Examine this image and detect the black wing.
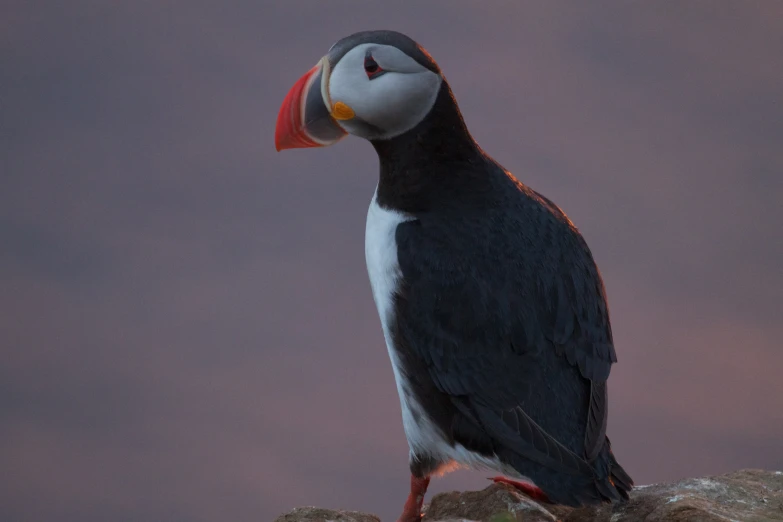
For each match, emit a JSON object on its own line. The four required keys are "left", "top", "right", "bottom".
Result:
{"left": 392, "top": 188, "right": 616, "bottom": 474}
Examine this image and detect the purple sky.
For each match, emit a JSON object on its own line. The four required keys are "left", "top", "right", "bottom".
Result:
{"left": 2, "top": 2, "right": 782, "bottom": 521}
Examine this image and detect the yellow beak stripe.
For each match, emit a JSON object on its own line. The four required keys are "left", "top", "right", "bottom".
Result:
{"left": 331, "top": 101, "right": 355, "bottom": 120}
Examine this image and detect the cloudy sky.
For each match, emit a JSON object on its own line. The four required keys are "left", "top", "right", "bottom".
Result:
{"left": 2, "top": 2, "right": 782, "bottom": 521}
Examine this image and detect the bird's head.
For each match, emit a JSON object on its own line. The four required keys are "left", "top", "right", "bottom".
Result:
{"left": 275, "top": 30, "right": 444, "bottom": 151}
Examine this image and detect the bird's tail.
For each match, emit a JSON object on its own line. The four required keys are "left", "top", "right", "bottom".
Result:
{"left": 594, "top": 436, "right": 633, "bottom": 502}
{"left": 506, "top": 435, "right": 633, "bottom": 507}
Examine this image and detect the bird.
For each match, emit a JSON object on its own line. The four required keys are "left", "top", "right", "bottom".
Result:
{"left": 274, "top": 30, "right": 633, "bottom": 522}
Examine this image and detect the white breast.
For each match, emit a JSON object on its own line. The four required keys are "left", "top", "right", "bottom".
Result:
{"left": 364, "top": 188, "right": 424, "bottom": 457}
{"left": 364, "top": 189, "right": 524, "bottom": 478}
{"left": 364, "top": 189, "right": 410, "bottom": 346}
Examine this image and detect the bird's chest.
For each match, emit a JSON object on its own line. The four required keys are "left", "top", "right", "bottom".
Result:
{"left": 365, "top": 191, "right": 432, "bottom": 451}
{"left": 364, "top": 190, "right": 410, "bottom": 326}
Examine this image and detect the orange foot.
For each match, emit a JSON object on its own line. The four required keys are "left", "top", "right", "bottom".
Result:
{"left": 397, "top": 475, "right": 431, "bottom": 522}
{"left": 490, "top": 476, "right": 552, "bottom": 504}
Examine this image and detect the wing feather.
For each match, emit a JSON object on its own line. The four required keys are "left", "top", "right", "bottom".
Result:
{"left": 394, "top": 187, "right": 617, "bottom": 469}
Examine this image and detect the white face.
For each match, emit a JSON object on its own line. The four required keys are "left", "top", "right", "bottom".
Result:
{"left": 326, "top": 43, "right": 442, "bottom": 141}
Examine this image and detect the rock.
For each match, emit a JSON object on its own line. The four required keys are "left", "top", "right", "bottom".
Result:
{"left": 273, "top": 506, "right": 380, "bottom": 522}
{"left": 275, "top": 469, "right": 783, "bottom": 522}
{"left": 563, "top": 469, "right": 783, "bottom": 522}
{"left": 422, "top": 482, "right": 567, "bottom": 522}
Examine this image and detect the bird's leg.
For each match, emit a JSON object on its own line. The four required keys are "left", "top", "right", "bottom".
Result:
{"left": 397, "top": 474, "right": 431, "bottom": 522}
{"left": 489, "top": 476, "right": 551, "bottom": 504}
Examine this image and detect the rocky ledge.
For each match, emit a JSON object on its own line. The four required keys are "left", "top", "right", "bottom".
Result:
{"left": 274, "top": 469, "right": 783, "bottom": 522}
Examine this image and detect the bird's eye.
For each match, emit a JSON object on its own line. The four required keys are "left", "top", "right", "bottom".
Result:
{"left": 364, "top": 55, "right": 384, "bottom": 79}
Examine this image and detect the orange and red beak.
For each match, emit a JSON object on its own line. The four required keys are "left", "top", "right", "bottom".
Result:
{"left": 275, "top": 57, "right": 348, "bottom": 151}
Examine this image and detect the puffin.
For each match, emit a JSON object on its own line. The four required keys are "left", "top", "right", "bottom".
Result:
{"left": 274, "top": 30, "right": 633, "bottom": 522}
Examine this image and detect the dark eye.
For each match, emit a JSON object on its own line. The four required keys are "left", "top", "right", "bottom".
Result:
{"left": 364, "top": 55, "right": 384, "bottom": 79}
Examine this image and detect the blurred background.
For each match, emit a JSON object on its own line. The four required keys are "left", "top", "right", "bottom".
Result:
{"left": 2, "top": 2, "right": 782, "bottom": 521}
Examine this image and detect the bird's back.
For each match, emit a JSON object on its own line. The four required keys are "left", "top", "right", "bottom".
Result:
{"left": 389, "top": 161, "right": 632, "bottom": 505}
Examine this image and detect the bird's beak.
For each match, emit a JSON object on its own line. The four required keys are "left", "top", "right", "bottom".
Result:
{"left": 275, "top": 56, "right": 348, "bottom": 151}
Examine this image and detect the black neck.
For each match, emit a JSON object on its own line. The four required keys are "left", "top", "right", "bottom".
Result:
{"left": 371, "top": 81, "right": 489, "bottom": 213}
